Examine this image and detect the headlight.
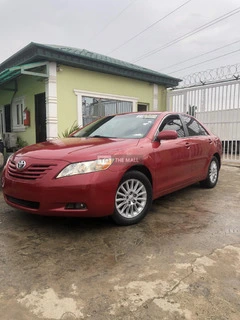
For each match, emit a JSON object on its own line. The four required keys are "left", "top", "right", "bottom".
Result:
{"left": 56, "top": 158, "right": 114, "bottom": 178}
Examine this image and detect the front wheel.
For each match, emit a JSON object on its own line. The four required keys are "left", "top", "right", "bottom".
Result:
{"left": 111, "top": 171, "right": 152, "bottom": 226}
{"left": 200, "top": 156, "right": 219, "bottom": 188}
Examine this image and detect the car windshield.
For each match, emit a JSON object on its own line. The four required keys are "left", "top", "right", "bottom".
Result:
{"left": 73, "top": 114, "right": 158, "bottom": 139}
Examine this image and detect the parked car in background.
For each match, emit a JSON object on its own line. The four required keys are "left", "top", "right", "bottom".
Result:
{"left": 1, "top": 112, "right": 222, "bottom": 225}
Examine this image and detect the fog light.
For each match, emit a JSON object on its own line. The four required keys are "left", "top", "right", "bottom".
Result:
{"left": 65, "top": 203, "right": 87, "bottom": 210}
{"left": 75, "top": 203, "right": 87, "bottom": 209}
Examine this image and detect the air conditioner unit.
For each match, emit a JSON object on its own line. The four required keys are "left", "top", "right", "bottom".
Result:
{"left": 4, "top": 132, "right": 17, "bottom": 149}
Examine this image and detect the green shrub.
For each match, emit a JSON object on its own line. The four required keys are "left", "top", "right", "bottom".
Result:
{"left": 17, "top": 136, "right": 28, "bottom": 149}
{"left": 61, "top": 121, "right": 80, "bottom": 138}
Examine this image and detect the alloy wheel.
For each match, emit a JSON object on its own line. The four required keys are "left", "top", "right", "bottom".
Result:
{"left": 115, "top": 178, "right": 147, "bottom": 218}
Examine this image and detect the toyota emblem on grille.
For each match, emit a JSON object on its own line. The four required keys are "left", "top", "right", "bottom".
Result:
{"left": 16, "top": 160, "right": 27, "bottom": 170}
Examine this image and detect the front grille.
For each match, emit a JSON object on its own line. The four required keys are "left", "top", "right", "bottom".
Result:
{"left": 8, "top": 160, "right": 57, "bottom": 180}
{"left": 6, "top": 195, "right": 40, "bottom": 209}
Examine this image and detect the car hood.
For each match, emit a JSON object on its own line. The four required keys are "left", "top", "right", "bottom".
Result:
{"left": 13, "top": 137, "right": 140, "bottom": 162}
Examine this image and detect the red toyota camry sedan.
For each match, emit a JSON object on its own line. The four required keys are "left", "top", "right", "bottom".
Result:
{"left": 2, "top": 112, "right": 222, "bottom": 225}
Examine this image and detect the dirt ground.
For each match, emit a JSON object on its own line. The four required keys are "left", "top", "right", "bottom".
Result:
{"left": 0, "top": 164, "right": 239, "bottom": 320}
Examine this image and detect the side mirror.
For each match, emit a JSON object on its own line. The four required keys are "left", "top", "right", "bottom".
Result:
{"left": 156, "top": 130, "right": 178, "bottom": 141}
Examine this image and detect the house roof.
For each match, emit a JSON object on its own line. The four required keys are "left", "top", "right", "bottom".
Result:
{"left": 0, "top": 42, "right": 181, "bottom": 87}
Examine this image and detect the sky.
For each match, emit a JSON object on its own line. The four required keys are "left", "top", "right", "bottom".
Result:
{"left": 0, "top": 0, "right": 240, "bottom": 81}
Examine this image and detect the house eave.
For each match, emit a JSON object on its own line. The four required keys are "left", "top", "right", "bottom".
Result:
{"left": 0, "top": 43, "right": 181, "bottom": 87}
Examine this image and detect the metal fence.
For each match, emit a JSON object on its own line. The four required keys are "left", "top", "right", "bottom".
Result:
{"left": 167, "top": 80, "right": 240, "bottom": 164}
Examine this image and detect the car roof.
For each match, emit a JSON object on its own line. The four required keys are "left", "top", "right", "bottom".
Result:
{"left": 113, "top": 111, "right": 189, "bottom": 117}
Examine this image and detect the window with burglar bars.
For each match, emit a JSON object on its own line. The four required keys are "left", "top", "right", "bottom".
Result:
{"left": 82, "top": 96, "right": 133, "bottom": 125}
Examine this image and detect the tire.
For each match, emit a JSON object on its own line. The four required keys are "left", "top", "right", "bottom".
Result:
{"left": 200, "top": 156, "right": 219, "bottom": 188}
{"left": 111, "top": 171, "right": 152, "bottom": 226}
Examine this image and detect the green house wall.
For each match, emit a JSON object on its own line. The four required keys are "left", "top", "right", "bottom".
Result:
{"left": 56, "top": 65, "right": 167, "bottom": 135}
{"left": 0, "top": 64, "right": 167, "bottom": 145}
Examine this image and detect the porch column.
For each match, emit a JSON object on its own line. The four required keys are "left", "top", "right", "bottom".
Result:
{"left": 45, "top": 62, "right": 58, "bottom": 139}
{"left": 153, "top": 84, "right": 158, "bottom": 111}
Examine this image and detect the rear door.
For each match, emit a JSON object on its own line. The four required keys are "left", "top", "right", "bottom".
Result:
{"left": 181, "top": 114, "right": 213, "bottom": 179}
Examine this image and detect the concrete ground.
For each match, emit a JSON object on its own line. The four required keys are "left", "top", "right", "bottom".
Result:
{"left": 0, "top": 164, "right": 239, "bottom": 320}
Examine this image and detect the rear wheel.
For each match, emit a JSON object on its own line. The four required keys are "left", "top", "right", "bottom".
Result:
{"left": 111, "top": 171, "right": 152, "bottom": 225}
{"left": 200, "top": 156, "right": 219, "bottom": 188}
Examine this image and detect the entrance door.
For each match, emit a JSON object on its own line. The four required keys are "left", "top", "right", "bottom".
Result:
{"left": 35, "top": 93, "right": 46, "bottom": 143}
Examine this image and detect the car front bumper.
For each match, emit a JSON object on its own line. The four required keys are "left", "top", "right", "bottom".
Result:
{"left": 2, "top": 158, "right": 123, "bottom": 217}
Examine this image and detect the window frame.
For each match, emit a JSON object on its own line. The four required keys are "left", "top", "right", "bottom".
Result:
{"left": 181, "top": 114, "right": 209, "bottom": 137}
{"left": 74, "top": 89, "right": 138, "bottom": 127}
{"left": 11, "top": 96, "right": 26, "bottom": 132}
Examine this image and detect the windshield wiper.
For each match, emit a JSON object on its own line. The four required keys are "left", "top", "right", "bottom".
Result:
{"left": 91, "top": 135, "right": 107, "bottom": 138}
{"left": 91, "top": 135, "right": 117, "bottom": 138}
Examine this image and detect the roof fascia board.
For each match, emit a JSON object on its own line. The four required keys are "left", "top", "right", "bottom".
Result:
{"left": 35, "top": 43, "right": 181, "bottom": 82}
{"left": 34, "top": 45, "right": 180, "bottom": 86}
{"left": 33, "top": 48, "right": 177, "bottom": 86}
{"left": 0, "top": 43, "right": 180, "bottom": 87}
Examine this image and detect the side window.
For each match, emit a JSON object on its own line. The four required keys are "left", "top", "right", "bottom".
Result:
{"left": 182, "top": 115, "right": 208, "bottom": 136}
{"left": 159, "top": 116, "right": 185, "bottom": 138}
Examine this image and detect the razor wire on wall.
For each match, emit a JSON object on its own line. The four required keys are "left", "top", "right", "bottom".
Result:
{"left": 179, "top": 63, "right": 240, "bottom": 88}
{"left": 167, "top": 64, "right": 240, "bottom": 162}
